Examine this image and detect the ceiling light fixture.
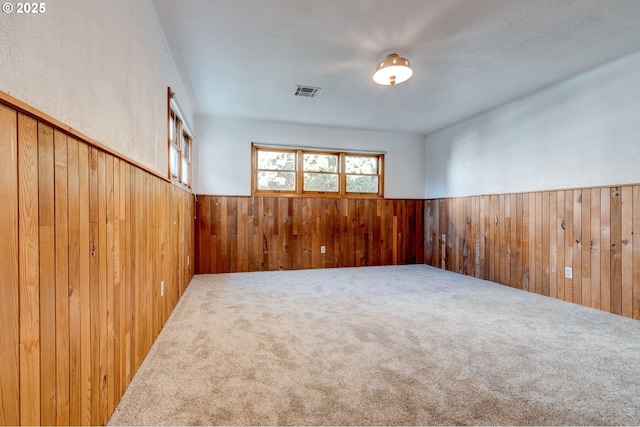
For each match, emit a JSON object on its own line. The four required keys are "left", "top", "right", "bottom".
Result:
{"left": 373, "top": 53, "right": 413, "bottom": 86}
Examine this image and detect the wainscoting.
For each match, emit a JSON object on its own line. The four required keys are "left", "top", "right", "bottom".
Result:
{"left": 195, "top": 196, "right": 424, "bottom": 273}
{"left": 424, "top": 188, "right": 640, "bottom": 320}
{"left": 0, "top": 101, "right": 194, "bottom": 425}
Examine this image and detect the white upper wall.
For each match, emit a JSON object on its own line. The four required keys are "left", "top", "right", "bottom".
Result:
{"left": 424, "top": 50, "right": 640, "bottom": 199}
{"left": 0, "top": 0, "right": 194, "bottom": 176}
{"left": 195, "top": 117, "right": 426, "bottom": 199}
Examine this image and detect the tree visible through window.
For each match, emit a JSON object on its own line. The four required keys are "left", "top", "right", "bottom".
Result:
{"left": 303, "top": 153, "right": 339, "bottom": 192}
{"left": 346, "top": 155, "right": 379, "bottom": 193}
{"left": 253, "top": 145, "right": 384, "bottom": 197}
{"left": 256, "top": 150, "right": 296, "bottom": 191}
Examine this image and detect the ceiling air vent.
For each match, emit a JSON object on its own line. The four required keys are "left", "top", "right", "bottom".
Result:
{"left": 294, "top": 85, "right": 320, "bottom": 98}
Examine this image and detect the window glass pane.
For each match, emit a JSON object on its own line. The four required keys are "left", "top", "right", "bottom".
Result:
{"left": 182, "top": 135, "right": 190, "bottom": 160}
{"left": 257, "top": 150, "right": 296, "bottom": 170}
{"left": 173, "top": 116, "right": 181, "bottom": 148}
{"left": 170, "top": 145, "right": 179, "bottom": 178}
{"left": 346, "top": 175, "right": 378, "bottom": 193}
{"left": 304, "top": 173, "right": 339, "bottom": 192}
{"left": 257, "top": 171, "right": 296, "bottom": 191}
{"left": 303, "top": 153, "right": 338, "bottom": 172}
{"left": 169, "top": 113, "right": 175, "bottom": 143}
{"left": 345, "top": 156, "right": 378, "bottom": 174}
{"left": 181, "top": 158, "right": 189, "bottom": 185}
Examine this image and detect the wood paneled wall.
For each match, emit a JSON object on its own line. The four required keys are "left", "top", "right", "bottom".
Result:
{"left": 424, "top": 187, "right": 640, "bottom": 320}
{"left": 195, "top": 196, "right": 424, "bottom": 273}
{"left": 0, "top": 103, "right": 194, "bottom": 426}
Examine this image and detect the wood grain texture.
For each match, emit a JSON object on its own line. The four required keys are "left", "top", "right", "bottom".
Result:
{"left": 0, "top": 99, "right": 194, "bottom": 426}
{"left": 38, "top": 122, "right": 56, "bottom": 427}
{"left": 424, "top": 186, "right": 640, "bottom": 320}
{"left": 54, "top": 130, "right": 71, "bottom": 426}
{"left": 19, "top": 113, "right": 41, "bottom": 426}
{"left": 78, "top": 142, "right": 91, "bottom": 426}
{"left": 195, "top": 196, "right": 424, "bottom": 274}
{"left": 621, "top": 187, "right": 633, "bottom": 318}
{"left": 634, "top": 186, "right": 640, "bottom": 320}
{"left": 0, "top": 105, "right": 20, "bottom": 426}
{"left": 610, "top": 187, "right": 622, "bottom": 315}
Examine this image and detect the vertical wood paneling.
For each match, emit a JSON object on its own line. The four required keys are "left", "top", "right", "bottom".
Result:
{"left": 564, "top": 191, "right": 574, "bottom": 302}
{"left": 38, "top": 122, "right": 56, "bottom": 427}
{"left": 113, "top": 158, "right": 122, "bottom": 409}
{"left": 0, "top": 98, "right": 194, "bottom": 426}
{"left": 512, "top": 194, "right": 524, "bottom": 289}
{"left": 509, "top": 194, "right": 517, "bottom": 288}
{"left": 621, "top": 187, "right": 633, "bottom": 318}
{"left": 556, "top": 192, "right": 565, "bottom": 301}
{"left": 521, "top": 194, "right": 529, "bottom": 291}
{"left": 77, "top": 142, "right": 91, "bottom": 426}
{"left": 549, "top": 192, "right": 557, "bottom": 299}
{"left": 67, "top": 137, "right": 82, "bottom": 426}
{"left": 590, "top": 189, "right": 601, "bottom": 310}
{"left": 424, "top": 185, "right": 640, "bottom": 321}
{"left": 634, "top": 186, "right": 640, "bottom": 320}
{"left": 196, "top": 196, "right": 424, "bottom": 273}
{"left": 105, "top": 154, "right": 116, "bottom": 419}
{"left": 601, "top": 188, "right": 611, "bottom": 312}
{"left": 54, "top": 130, "right": 70, "bottom": 426}
{"left": 502, "top": 195, "right": 510, "bottom": 285}
{"left": 424, "top": 201, "right": 433, "bottom": 266}
{"left": 581, "top": 189, "right": 591, "bottom": 307}
{"left": 18, "top": 113, "right": 41, "bottom": 426}
{"left": 490, "top": 196, "right": 498, "bottom": 282}
{"left": 480, "top": 196, "right": 487, "bottom": 280}
{"left": 528, "top": 194, "right": 536, "bottom": 292}
{"left": 610, "top": 187, "right": 622, "bottom": 315}
{"left": 88, "top": 147, "right": 100, "bottom": 426}
{"left": 0, "top": 105, "right": 20, "bottom": 426}
{"left": 573, "top": 190, "right": 583, "bottom": 304}
{"left": 542, "top": 192, "right": 550, "bottom": 296}
{"left": 123, "top": 163, "right": 132, "bottom": 392}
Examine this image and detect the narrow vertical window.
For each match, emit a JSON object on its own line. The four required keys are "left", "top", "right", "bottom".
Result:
{"left": 169, "top": 111, "right": 180, "bottom": 179}
{"left": 168, "top": 88, "right": 193, "bottom": 189}
{"left": 181, "top": 131, "right": 192, "bottom": 186}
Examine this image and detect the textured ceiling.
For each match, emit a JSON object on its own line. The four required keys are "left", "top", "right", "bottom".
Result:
{"left": 152, "top": 0, "right": 640, "bottom": 136}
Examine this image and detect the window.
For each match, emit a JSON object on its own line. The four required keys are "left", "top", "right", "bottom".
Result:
{"left": 256, "top": 149, "right": 296, "bottom": 192}
{"left": 168, "top": 88, "right": 193, "bottom": 188}
{"left": 252, "top": 145, "right": 384, "bottom": 198}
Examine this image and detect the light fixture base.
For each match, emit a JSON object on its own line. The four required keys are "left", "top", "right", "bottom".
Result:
{"left": 373, "top": 53, "right": 413, "bottom": 86}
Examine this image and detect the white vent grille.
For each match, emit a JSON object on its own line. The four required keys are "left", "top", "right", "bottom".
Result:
{"left": 294, "top": 86, "right": 320, "bottom": 98}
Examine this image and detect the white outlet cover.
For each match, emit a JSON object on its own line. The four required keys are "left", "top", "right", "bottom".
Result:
{"left": 160, "top": 281, "right": 165, "bottom": 296}
{"left": 565, "top": 267, "right": 573, "bottom": 279}
{"left": 321, "top": 246, "right": 326, "bottom": 254}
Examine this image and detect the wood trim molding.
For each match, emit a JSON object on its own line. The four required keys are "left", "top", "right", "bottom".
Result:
{"left": 0, "top": 90, "right": 172, "bottom": 184}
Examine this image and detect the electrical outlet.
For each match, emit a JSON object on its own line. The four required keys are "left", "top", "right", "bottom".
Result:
{"left": 565, "top": 267, "right": 573, "bottom": 279}
{"left": 160, "top": 280, "right": 165, "bottom": 297}
{"left": 320, "top": 245, "right": 326, "bottom": 254}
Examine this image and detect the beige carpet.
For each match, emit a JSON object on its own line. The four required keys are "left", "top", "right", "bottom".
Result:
{"left": 108, "top": 265, "right": 640, "bottom": 426}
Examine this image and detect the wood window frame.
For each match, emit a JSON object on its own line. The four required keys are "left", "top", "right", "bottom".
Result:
{"left": 252, "top": 144, "right": 384, "bottom": 198}
{"left": 168, "top": 87, "right": 193, "bottom": 190}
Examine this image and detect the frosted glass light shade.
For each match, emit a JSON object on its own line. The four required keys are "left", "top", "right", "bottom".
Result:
{"left": 373, "top": 53, "right": 413, "bottom": 86}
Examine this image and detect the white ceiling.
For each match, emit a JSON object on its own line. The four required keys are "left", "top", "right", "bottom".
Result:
{"left": 152, "top": 0, "right": 640, "bottom": 136}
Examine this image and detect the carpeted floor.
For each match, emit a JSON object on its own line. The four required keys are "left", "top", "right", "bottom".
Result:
{"left": 108, "top": 265, "right": 640, "bottom": 426}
